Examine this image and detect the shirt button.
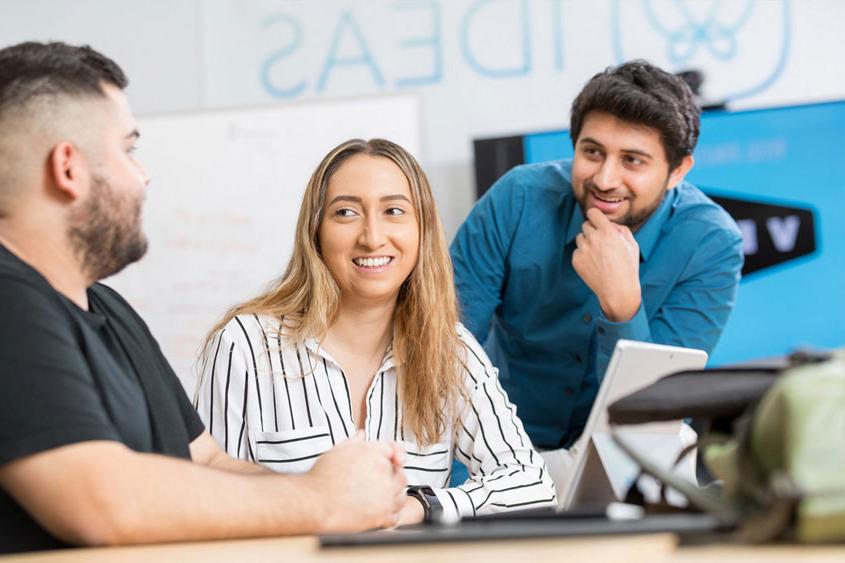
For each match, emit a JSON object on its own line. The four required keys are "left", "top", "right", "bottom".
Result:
{"left": 582, "top": 313, "right": 592, "bottom": 323}
{"left": 575, "top": 354, "right": 583, "bottom": 363}
{"left": 597, "top": 326, "right": 606, "bottom": 335}
{"left": 564, "top": 387, "right": 574, "bottom": 397}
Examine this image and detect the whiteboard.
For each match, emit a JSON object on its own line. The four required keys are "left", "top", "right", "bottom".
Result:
{"left": 105, "top": 95, "right": 420, "bottom": 394}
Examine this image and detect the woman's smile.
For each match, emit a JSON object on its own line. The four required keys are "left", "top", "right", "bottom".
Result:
{"left": 352, "top": 255, "right": 395, "bottom": 272}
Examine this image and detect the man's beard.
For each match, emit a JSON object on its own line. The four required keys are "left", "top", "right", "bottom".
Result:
{"left": 578, "top": 179, "right": 668, "bottom": 231}
{"left": 67, "top": 174, "right": 148, "bottom": 282}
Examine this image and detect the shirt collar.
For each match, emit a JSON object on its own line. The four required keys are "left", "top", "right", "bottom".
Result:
{"left": 565, "top": 188, "right": 675, "bottom": 263}
{"left": 380, "top": 344, "right": 396, "bottom": 372}
{"left": 303, "top": 336, "right": 328, "bottom": 361}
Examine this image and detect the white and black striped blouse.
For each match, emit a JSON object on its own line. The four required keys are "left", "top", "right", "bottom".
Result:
{"left": 193, "top": 314, "right": 556, "bottom": 520}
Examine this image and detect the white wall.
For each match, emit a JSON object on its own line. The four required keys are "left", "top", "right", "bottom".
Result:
{"left": 3, "top": 0, "right": 845, "bottom": 383}
{"left": 3, "top": 0, "right": 844, "bottom": 237}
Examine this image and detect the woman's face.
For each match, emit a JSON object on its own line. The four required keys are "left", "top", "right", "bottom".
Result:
{"left": 319, "top": 153, "right": 420, "bottom": 307}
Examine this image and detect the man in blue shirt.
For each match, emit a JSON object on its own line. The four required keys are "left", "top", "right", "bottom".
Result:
{"left": 450, "top": 61, "right": 743, "bottom": 451}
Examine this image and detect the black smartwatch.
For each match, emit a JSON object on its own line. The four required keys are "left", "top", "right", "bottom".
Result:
{"left": 406, "top": 485, "right": 443, "bottom": 523}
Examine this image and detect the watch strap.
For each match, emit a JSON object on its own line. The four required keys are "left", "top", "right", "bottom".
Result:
{"left": 406, "top": 485, "right": 443, "bottom": 523}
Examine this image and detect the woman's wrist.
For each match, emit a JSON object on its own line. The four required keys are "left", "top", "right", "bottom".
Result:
{"left": 399, "top": 495, "right": 425, "bottom": 526}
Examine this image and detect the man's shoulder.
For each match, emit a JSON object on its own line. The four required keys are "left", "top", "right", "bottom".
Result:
{"left": 669, "top": 182, "right": 742, "bottom": 241}
{"left": 0, "top": 249, "right": 67, "bottom": 316}
{"left": 0, "top": 245, "right": 51, "bottom": 289}
{"left": 494, "top": 159, "right": 575, "bottom": 199}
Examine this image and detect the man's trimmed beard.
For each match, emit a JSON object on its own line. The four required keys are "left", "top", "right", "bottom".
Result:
{"left": 578, "top": 178, "right": 669, "bottom": 231}
{"left": 67, "top": 173, "right": 148, "bottom": 282}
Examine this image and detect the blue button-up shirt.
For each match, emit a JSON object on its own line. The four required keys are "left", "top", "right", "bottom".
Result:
{"left": 450, "top": 160, "right": 743, "bottom": 449}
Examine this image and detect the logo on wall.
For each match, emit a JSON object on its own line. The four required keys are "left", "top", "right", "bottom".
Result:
{"left": 706, "top": 193, "right": 816, "bottom": 277}
{"left": 611, "top": 0, "right": 792, "bottom": 102}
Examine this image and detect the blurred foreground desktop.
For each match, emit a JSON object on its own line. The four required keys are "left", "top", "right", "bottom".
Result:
{"left": 472, "top": 101, "right": 845, "bottom": 366}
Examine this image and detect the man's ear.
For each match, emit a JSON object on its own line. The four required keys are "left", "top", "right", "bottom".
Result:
{"left": 48, "top": 142, "right": 89, "bottom": 201}
{"left": 667, "top": 155, "right": 694, "bottom": 190}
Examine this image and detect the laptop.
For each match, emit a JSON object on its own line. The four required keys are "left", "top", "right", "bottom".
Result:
{"left": 557, "top": 340, "right": 708, "bottom": 509}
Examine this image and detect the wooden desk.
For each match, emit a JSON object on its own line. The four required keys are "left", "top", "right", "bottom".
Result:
{"left": 0, "top": 534, "right": 675, "bottom": 563}
{"left": 2, "top": 534, "right": 844, "bottom": 563}
{"left": 674, "top": 543, "right": 845, "bottom": 563}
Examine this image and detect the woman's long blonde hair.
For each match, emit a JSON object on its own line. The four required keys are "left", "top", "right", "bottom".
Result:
{"left": 204, "top": 138, "right": 461, "bottom": 445}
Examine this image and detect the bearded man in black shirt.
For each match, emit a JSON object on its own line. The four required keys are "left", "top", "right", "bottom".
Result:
{"left": 0, "top": 41, "right": 407, "bottom": 554}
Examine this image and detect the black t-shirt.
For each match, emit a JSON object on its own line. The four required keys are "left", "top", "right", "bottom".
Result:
{"left": 0, "top": 245, "right": 205, "bottom": 553}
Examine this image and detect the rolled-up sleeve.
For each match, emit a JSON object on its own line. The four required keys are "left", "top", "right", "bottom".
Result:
{"left": 593, "top": 224, "right": 743, "bottom": 377}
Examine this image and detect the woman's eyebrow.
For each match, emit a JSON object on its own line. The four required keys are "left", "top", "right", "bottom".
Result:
{"left": 327, "top": 195, "right": 362, "bottom": 206}
{"left": 380, "top": 195, "right": 411, "bottom": 203}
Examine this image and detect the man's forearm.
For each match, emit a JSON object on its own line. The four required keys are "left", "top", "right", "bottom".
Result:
{"left": 1, "top": 442, "right": 325, "bottom": 546}
{"left": 97, "top": 450, "right": 320, "bottom": 543}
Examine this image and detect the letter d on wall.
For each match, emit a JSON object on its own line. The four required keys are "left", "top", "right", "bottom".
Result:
{"left": 461, "top": 0, "right": 532, "bottom": 78}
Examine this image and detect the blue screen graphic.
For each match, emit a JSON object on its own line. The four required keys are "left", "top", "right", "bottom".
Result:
{"left": 521, "top": 101, "right": 845, "bottom": 365}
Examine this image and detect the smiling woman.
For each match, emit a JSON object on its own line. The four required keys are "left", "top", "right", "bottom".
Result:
{"left": 193, "top": 138, "right": 555, "bottom": 525}
{"left": 318, "top": 152, "right": 420, "bottom": 309}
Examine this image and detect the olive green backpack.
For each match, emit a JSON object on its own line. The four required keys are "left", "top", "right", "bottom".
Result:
{"left": 608, "top": 349, "right": 845, "bottom": 543}
{"left": 704, "top": 349, "right": 845, "bottom": 543}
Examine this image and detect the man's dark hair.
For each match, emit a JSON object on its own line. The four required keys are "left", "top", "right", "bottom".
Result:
{"left": 569, "top": 60, "right": 700, "bottom": 170}
{"left": 0, "top": 41, "right": 127, "bottom": 115}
